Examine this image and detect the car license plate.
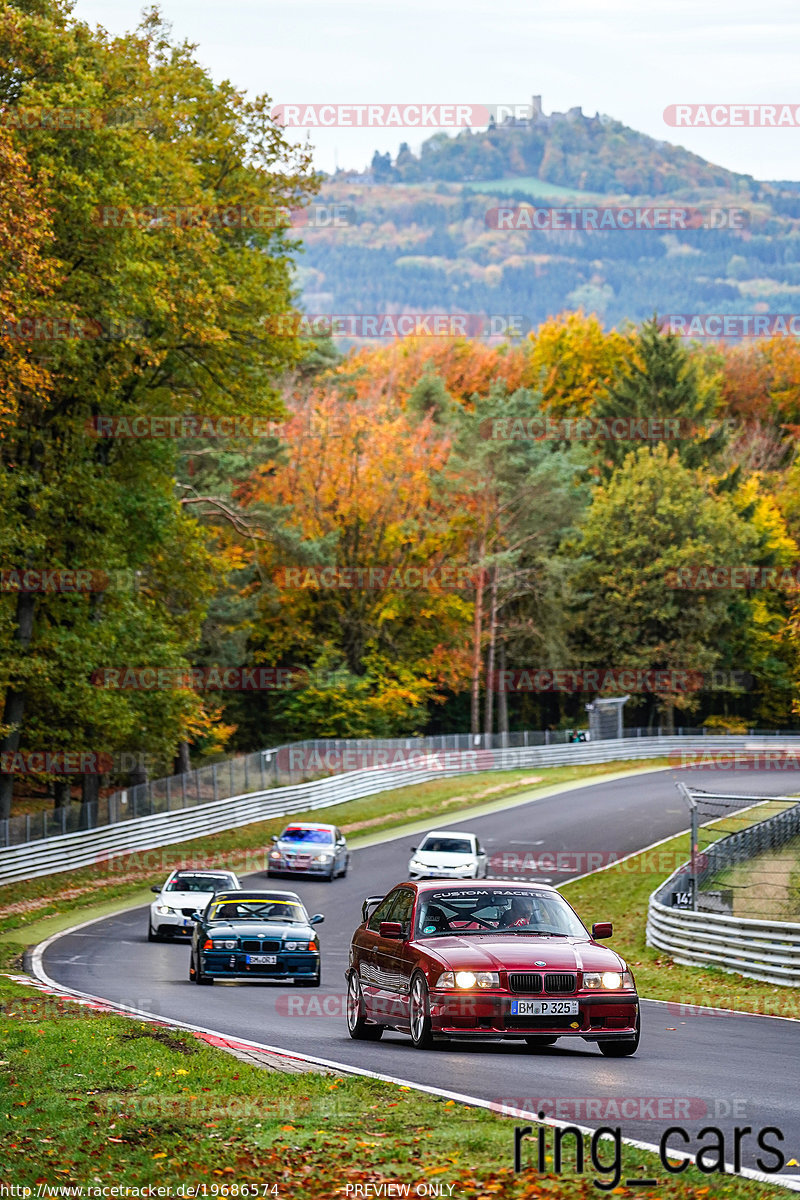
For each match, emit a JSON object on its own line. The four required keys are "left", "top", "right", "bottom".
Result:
{"left": 246, "top": 954, "right": 277, "bottom": 965}
{"left": 182, "top": 918, "right": 193, "bottom": 927}
{"left": 511, "top": 999, "right": 579, "bottom": 1016}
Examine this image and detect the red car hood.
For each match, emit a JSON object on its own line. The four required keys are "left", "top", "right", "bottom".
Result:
{"left": 419, "top": 936, "right": 625, "bottom": 974}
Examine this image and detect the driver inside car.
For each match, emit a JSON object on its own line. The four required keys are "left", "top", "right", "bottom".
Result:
{"left": 499, "top": 895, "right": 537, "bottom": 928}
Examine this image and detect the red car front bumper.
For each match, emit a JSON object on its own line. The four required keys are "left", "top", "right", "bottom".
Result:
{"left": 428, "top": 991, "right": 638, "bottom": 1040}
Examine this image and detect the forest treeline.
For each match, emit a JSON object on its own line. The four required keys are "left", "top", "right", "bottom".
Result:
{"left": 1, "top": 2, "right": 800, "bottom": 818}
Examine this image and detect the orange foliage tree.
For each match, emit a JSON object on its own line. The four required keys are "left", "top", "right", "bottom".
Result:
{"left": 238, "top": 382, "right": 475, "bottom": 736}
{"left": 0, "top": 127, "right": 55, "bottom": 426}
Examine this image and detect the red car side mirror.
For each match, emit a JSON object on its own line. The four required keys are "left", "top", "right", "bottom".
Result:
{"left": 379, "top": 921, "right": 404, "bottom": 940}
{"left": 592, "top": 922, "right": 613, "bottom": 939}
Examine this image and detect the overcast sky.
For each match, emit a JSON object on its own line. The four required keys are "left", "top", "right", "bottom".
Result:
{"left": 74, "top": 0, "right": 800, "bottom": 181}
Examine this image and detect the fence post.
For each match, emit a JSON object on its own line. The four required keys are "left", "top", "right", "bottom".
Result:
{"left": 213, "top": 763, "right": 219, "bottom": 803}
{"left": 690, "top": 804, "right": 699, "bottom": 911}
{"left": 26, "top": 813, "right": 30, "bottom": 842}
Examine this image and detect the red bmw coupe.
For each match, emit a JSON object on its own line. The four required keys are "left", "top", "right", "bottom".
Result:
{"left": 345, "top": 880, "right": 639, "bottom": 1055}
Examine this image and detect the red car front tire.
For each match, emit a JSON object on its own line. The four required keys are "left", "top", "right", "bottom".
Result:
{"left": 346, "top": 973, "right": 383, "bottom": 1040}
{"left": 409, "top": 973, "right": 434, "bottom": 1049}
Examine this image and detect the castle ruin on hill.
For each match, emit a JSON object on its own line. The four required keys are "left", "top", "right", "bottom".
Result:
{"left": 495, "top": 95, "right": 606, "bottom": 128}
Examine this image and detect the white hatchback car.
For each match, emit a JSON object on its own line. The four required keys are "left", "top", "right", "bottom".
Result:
{"left": 148, "top": 869, "right": 241, "bottom": 941}
{"left": 407, "top": 829, "right": 488, "bottom": 880}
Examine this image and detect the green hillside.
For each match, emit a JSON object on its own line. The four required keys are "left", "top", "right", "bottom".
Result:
{"left": 370, "top": 105, "right": 757, "bottom": 195}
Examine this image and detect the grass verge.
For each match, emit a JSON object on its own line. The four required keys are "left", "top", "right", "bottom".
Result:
{"left": 0, "top": 955, "right": 792, "bottom": 1198}
{"left": 560, "top": 799, "right": 800, "bottom": 1018}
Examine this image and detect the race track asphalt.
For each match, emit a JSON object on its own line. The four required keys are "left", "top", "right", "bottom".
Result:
{"left": 40, "top": 766, "right": 800, "bottom": 1181}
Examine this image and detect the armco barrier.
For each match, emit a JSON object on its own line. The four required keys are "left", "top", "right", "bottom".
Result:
{"left": 3, "top": 733, "right": 800, "bottom": 886}
{"left": 8, "top": 723, "right": 793, "bottom": 849}
{"left": 647, "top": 792, "right": 800, "bottom": 986}
{"left": 646, "top": 904, "right": 800, "bottom": 985}
{"left": 4, "top": 724, "right": 798, "bottom": 849}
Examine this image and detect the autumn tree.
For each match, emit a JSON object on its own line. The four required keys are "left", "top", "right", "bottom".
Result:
{"left": 565, "top": 445, "right": 788, "bottom": 729}
{"left": 444, "top": 386, "right": 589, "bottom": 735}
{"left": 237, "top": 382, "right": 474, "bottom": 740}
{"left": 526, "top": 310, "right": 632, "bottom": 418}
{"left": 592, "top": 317, "right": 727, "bottom": 472}
{"left": 0, "top": 0, "right": 316, "bottom": 816}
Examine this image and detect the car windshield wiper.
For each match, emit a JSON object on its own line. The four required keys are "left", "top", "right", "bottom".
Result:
{"left": 453, "top": 929, "right": 571, "bottom": 937}
{"left": 505, "top": 930, "right": 571, "bottom": 937}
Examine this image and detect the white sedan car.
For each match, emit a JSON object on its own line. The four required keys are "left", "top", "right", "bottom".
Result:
{"left": 148, "top": 869, "right": 241, "bottom": 941}
{"left": 407, "top": 829, "right": 488, "bottom": 880}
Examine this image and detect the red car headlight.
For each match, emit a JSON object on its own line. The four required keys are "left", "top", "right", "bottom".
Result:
{"left": 583, "top": 970, "right": 634, "bottom": 990}
{"left": 437, "top": 970, "right": 500, "bottom": 990}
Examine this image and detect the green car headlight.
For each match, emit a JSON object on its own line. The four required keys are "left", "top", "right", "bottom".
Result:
{"left": 212, "top": 939, "right": 237, "bottom": 950}
{"left": 284, "top": 941, "right": 309, "bottom": 951}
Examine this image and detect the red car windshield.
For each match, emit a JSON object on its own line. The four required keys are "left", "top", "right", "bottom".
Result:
{"left": 416, "top": 888, "right": 587, "bottom": 938}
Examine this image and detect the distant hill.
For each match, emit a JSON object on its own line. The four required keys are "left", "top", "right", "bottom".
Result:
{"left": 369, "top": 98, "right": 756, "bottom": 196}
{"left": 293, "top": 101, "right": 800, "bottom": 334}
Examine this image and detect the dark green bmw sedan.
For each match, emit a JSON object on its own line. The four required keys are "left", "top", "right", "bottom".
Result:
{"left": 189, "top": 889, "right": 324, "bottom": 986}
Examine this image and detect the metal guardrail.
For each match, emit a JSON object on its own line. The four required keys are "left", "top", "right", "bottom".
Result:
{"left": 4, "top": 724, "right": 799, "bottom": 849}
{"left": 4, "top": 733, "right": 800, "bottom": 886}
{"left": 646, "top": 905, "right": 800, "bottom": 986}
{"left": 647, "top": 789, "right": 800, "bottom": 986}
{"left": 0, "top": 727, "right": 640, "bottom": 847}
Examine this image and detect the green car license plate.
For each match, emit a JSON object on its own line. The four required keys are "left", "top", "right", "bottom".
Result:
{"left": 246, "top": 954, "right": 277, "bottom": 965}
{"left": 511, "top": 999, "right": 579, "bottom": 1016}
